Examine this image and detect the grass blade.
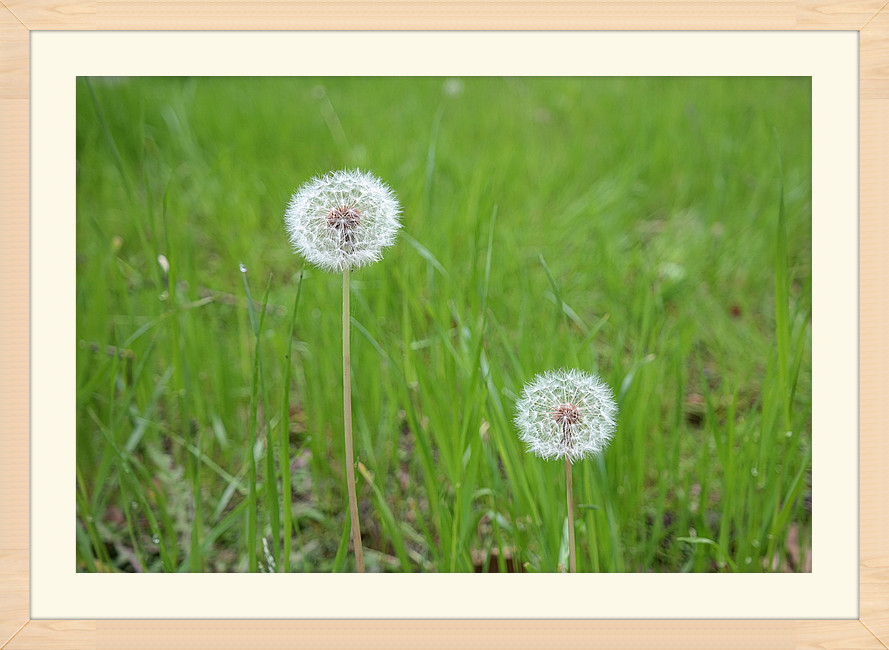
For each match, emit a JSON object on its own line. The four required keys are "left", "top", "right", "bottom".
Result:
{"left": 240, "top": 263, "right": 261, "bottom": 572}
{"left": 774, "top": 141, "right": 792, "bottom": 433}
{"left": 280, "top": 270, "right": 305, "bottom": 572}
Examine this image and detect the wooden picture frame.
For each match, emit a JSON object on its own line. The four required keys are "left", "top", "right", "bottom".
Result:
{"left": 2, "top": 3, "right": 886, "bottom": 647}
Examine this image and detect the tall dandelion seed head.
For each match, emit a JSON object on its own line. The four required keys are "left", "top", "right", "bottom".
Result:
{"left": 284, "top": 169, "right": 402, "bottom": 272}
{"left": 514, "top": 368, "right": 618, "bottom": 462}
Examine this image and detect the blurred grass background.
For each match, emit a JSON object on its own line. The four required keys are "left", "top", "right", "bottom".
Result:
{"left": 76, "top": 76, "right": 812, "bottom": 573}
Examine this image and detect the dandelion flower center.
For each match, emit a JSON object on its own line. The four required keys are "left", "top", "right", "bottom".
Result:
{"left": 552, "top": 403, "right": 580, "bottom": 426}
{"left": 326, "top": 205, "right": 362, "bottom": 251}
{"left": 327, "top": 205, "right": 362, "bottom": 232}
{"left": 552, "top": 403, "right": 581, "bottom": 445}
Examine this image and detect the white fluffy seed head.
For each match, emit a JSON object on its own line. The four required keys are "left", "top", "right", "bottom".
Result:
{"left": 514, "top": 369, "right": 618, "bottom": 462}
{"left": 284, "top": 169, "right": 402, "bottom": 272}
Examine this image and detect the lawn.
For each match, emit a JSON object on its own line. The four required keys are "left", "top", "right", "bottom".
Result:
{"left": 75, "top": 76, "right": 812, "bottom": 573}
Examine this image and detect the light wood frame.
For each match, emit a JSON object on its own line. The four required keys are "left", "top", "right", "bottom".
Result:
{"left": 2, "top": 3, "right": 886, "bottom": 647}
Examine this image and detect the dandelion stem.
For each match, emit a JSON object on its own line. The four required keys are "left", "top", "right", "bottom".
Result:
{"left": 343, "top": 267, "right": 365, "bottom": 572}
{"left": 567, "top": 458, "right": 576, "bottom": 573}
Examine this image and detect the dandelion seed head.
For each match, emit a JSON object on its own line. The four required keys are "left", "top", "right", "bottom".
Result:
{"left": 284, "top": 169, "right": 402, "bottom": 272}
{"left": 514, "top": 368, "right": 618, "bottom": 462}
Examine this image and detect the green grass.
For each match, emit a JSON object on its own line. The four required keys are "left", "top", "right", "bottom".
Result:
{"left": 75, "top": 76, "right": 812, "bottom": 573}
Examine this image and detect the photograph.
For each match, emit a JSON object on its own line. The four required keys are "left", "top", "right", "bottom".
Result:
{"left": 75, "top": 75, "right": 813, "bottom": 574}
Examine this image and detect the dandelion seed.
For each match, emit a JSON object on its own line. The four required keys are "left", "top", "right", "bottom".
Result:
{"left": 514, "top": 368, "right": 618, "bottom": 463}
{"left": 284, "top": 169, "right": 402, "bottom": 273}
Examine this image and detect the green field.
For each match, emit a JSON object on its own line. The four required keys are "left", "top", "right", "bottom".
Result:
{"left": 76, "top": 76, "right": 812, "bottom": 573}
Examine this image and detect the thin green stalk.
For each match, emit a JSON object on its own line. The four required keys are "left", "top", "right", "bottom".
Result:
{"left": 258, "top": 276, "right": 280, "bottom": 570}
{"left": 343, "top": 267, "right": 365, "bottom": 572}
{"left": 281, "top": 271, "right": 304, "bottom": 572}
{"left": 582, "top": 472, "right": 601, "bottom": 572}
{"left": 241, "top": 265, "right": 259, "bottom": 573}
{"left": 567, "top": 459, "right": 576, "bottom": 573}
{"left": 597, "top": 453, "right": 623, "bottom": 571}
{"left": 774, "top": 169, "right": 792, "bottom": 434}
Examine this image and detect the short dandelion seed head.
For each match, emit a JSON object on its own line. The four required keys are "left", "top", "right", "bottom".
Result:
{"left": 284, "top": 169, "right": 402, "bottom": 273}
{"left": 514, "top": 369, "right": 618, "bottom": 462}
